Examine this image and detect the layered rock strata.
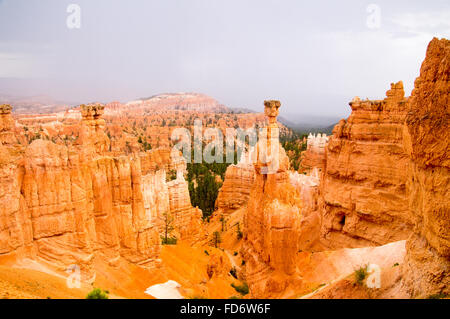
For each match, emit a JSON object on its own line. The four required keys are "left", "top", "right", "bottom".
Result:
{"left": 301, "top": 133, "right": 328, "bottom": 172}
{"left": 401, "top": 38, "right": 450, "bottom": 297}
{"left": 0, "top": 104, "right": 202, "bottom": 281}
{"left": 289, "top": 169, "right": 323, "bottom": 250}
{"left": 242, "top": 100, "right": 303, "bottom": 298}
{"left": 215, "top": 156, "right": 255, "bottom": 215}
{"left": 320, "top": 82, "right": 412, "bottom": 248}
{"left": 167, "top": 171, "right": 203, "bottom": 241}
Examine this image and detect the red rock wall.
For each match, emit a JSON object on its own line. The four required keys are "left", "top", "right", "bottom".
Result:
{"left": 241, "top": 121, "right": 303, "bottom": 298}
{"left": 401, "top": 38, "right": 450, "bottom": 297}
{"left": 0, "top": 105, "right": 16, "bottom": 145}
{"left": 215, "top": 163, "right": 255, "bottom": 215}
{"left": 9, "top": 140, "right": 162, "bottom": 280}
{"left": 167, "top": 174, "right": 203, "bottom": 241}
{"left": 0, "top": 106, "right": 202, "bottom": 281}
{"left": 319, "top": 83, "right": 412, "bottom": 248}
{"left": 301, "top": 133, "right": 328, "bottom": 172}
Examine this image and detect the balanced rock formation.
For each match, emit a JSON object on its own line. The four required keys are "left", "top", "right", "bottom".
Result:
{"left": 242, "top": 100, "right": 303, "bottom": 298}
{"left": 320, "top": 82, "right": 412, "bottom": 249}
{"left": 401, "top": 38, "right": 450, "bottom": 297}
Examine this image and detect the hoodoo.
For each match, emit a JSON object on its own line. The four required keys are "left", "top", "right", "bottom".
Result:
{"left": 0, "top": 102, "right": 203, "bottom": 282}
{"left": 242, "top": 100, "right": 303, "bottom": 298}
{"left": 0, "top": 104, "right": 16, "bottom": 145}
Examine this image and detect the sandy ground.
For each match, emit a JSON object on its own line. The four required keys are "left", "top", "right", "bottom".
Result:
{"left": 145, "top": 280, "right": 183, "bottom": 299}
{"left": 297, "top": 240, "right": 408, "bottom": 299}
{"left": 0, "top": 207, "right": 409, "bottom": 299}
{"left": 0, "top": 241, "right": 239, "bottom": 299}
{"left": 0, "top": 265, "right": 93, "bottom": 299}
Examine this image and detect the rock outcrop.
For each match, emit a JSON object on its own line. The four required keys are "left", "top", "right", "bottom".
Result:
{"left": 167, "top": 171, "right": 203, "bottom": 241}
{"left": 0, "top": 104, "right": 16, "bottom": 145}
{"left": 401, "top": 37, "right": 450, "bottom": 297}
{"left": 320, "top": 82, "right": 412, "bottom": 249}
{"left": 301, "top": 133, "right": 328, "bottom": 173}
{"left": 289, "top": 169, "right": 323, "bottom": 250}
{"left": 242, "top": 100, "right": 303, "bottom": 298}
{"left": 215, "top": 157, "right": 255, "bottom": 215}
{"left": 78, "top": 103, "right": 110, "bottom": 154}
{"left": 106, "top": 93, "right": 229, "bottom": 115}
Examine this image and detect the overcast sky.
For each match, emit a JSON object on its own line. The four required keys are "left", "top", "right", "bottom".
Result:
{"left": 0, "top": 0, "right": 449, "bottom": 119}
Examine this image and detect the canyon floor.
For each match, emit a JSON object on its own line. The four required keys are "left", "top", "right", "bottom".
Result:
{"left": 0, "top": 207, "right": 410, "bottom": 299}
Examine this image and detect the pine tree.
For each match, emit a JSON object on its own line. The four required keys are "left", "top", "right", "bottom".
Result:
{"left": 161, "top": 211, "right": 175, "bottom": 244}
{"left": 212, "top": 231, "right": 221, "bottom": 248}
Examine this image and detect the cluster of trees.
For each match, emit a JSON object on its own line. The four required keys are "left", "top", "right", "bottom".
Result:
{"left": 186, "top": 148, "right": 239, "bottom": 220}
{"left": 281, "top": 133, "right": 307, "bottom": 171}
{"left": 137, "top": 135, "right": 152, "bottom": 151}
{"left": 187, "top": 161, "right": 230, "bottom": 181}
{"left": 187, "top": 165, "right": 221, "bottom": 220}
{"left": 86, "top": 288, "right": 109, "bottom": 299}
{"left": 166, "top": 169, "right": 177, "bottom": 182}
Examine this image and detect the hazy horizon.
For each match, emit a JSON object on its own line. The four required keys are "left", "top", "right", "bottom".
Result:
{"left": 1, "top": 0, "right": 449, "bottom": 119}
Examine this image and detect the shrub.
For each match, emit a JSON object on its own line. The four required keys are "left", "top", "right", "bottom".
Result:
{"left": 233, "top": 251, "right": 238, "bottom": 256}
{"left": 166, "top": 169, "right": 177, "bottom": 182}
{"left": 229, "top": 267, "right": 238, "bottom": 279}
{"left": 427, "top": 293, "right": 447, "bottom": 299}
{"left": 236, "top": 223, "right": 243, "bottom": 240}
{"left": 161, "top": 236, "right": 177, "bottom": 245}
{"left": 212, "top": 231, "right": 221, "bottom": 248}
{"left": 220, "top": 217, "right": 227, "bottom": 232}
{"left": 189, "top": 295, "right": 208, "bottom": 299}
{"left": 231, "top": 282, "right": 249, "bottom": 295}
{"left": 86, "top": 288, "right": 109, "bottom": 299}
{"left": 354, "top": 265, "right": 368, "bottom": 285}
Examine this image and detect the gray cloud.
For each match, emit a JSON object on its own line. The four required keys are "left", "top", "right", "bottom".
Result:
{"left": 0, "top": 0, "right": 449, "bottom": 120}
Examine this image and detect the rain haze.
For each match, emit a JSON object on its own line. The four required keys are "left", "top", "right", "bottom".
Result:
{"left": 0, "top": 0, "right": 449, "bottom": 122}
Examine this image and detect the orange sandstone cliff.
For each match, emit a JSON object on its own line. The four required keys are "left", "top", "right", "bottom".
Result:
{"left": 300, "top": 133, "right": 328, "bottom": 173}
{"left": 319, "top": 83, "right": 412, "bottom": 249}
{"left": 234, "top": 39, "right": 449, "bottom": 299}
{"left": 215, "top": 156, "right": 255, "bottom": 216}
{"left": 241, "top": 100, "right": 303, "bottom": 298}
{"left": 0, "top": 104, "right": 16, "bottom": 145}
{"left": 401, "top": 38, "right": 450, "bottom": 297}
{"left": 0, "top": 38, "right": 448, "bottom": 299}
{"left": 0, "top": 103, "right": 202, "bottom": 282}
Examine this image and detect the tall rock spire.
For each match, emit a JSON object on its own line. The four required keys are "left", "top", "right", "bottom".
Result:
{"left": 401, "top": 37, "right": 450, "bottom": 297}
{"left": 242, "top": 100, "right": 302, "bottom": 298}
{"left": 78, "top": 103, "right": 110, "bottom": 153}
{"left": 0, "top": 104, "right": 16, "bottom": 145}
